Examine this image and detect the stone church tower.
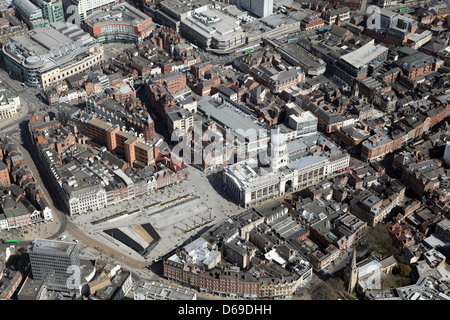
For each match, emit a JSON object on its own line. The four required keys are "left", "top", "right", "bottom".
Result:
{"left": 344, "top": 247, "right": 359, "bottom": 293}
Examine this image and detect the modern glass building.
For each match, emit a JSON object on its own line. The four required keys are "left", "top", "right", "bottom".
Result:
{"left": 29, "top": 239, "right": 81, "bottom": 293}
{"left": 13, "top": 0, "right": 65, "bottom": 28}
{"left": 13, "top": 0, "right": 48, "bottom": 28}
{"left": 38, "top": 0, "right": 66, "bottom": 23}
{"left": 3, "top": 21, "right": 104, "bottom": 88}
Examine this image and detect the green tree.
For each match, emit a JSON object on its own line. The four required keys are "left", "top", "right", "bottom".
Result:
{"left": 399, "top": 264, "right": 411, "bottom": 277}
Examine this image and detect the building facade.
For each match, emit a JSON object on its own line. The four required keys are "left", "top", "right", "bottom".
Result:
{"left": 223, "top": 132, "right": 350, "bottom": 208}
{"left": 84, "top": 3, "right": 155, "bottom": 44}
{"left": 0, "top": 88, "right": 20, "bottom": 119}
{"left": 29, "top": 239, "right": 81, "bottom": 294}
{"left": 3, "top": 21, "right": 104, "bottom": 88}
{"left": 238, "top": 0, "right": 273, "bottom": 18}
{"left": 62, "top": 0, "right": 118, "bottom": 22}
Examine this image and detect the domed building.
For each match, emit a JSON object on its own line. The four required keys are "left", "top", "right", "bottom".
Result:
{"left": 0, "top": 88, "right": 20, "bottom": 119}
{"left": 223, "top": 131, "right": 350, "bottom": 208}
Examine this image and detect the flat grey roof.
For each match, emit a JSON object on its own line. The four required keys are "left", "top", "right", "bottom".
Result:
{"left": 197, "top": 96, "right": 265, "bottom": 140}
{"left": 181, "top": 8, "right": 244, "bottom": 42}
{"left": 86, "top": 2, "right": 152, "bottom": 27}
{"left": 287, "top": 154, "right": 328, "bottom": 171}
{"left": 30, "top": 239, "right": 77, "bottom": 256}
{"left": 340, "top": 43, "right": 388, "bottom": 68}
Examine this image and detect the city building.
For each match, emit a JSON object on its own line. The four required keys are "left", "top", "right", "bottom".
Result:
{"left": 180, "top": 8, "right": 246, "bottom": 53}
{"left": 394, "top": 51, "right": 444, "bottom": 81}
{"left": 0, "top": 13, "right": 28, "bottom": 47}
{"left": 93, "top": 270, "right": 132, "bottom": 300}
{"left": 3, "top": 21, "right": 104, "bottom": 88}
{"left": 163, "top": 235, "right": 313, "bottom": 298}
{"left": 196, "top": 94, "right": 270, "bottom": 156}
{"left": 223, "top": 131, "right": 350, "bottom": 208}
{"left": 275, "top": 42, "right": 327, "bottom": 76}
{"left": 349, "top": 178, "right": 405, "bottom": 226}
{"left": 13, "top": 0, "right": 65, "bottom": 29}
{"left": 238, "top": 0, "right": 273, "bottom": 18}
{"left": 334, "top": 42, "right": 389, "bottom": 84}
{"left": 146, "top": 0, "right": 210, "bottom": 32}
{"left": 87, "top": 117, "right": 158, "bottom": 168}
{"left": 301, "top": 14, "right": 324, "bottom": 31}
{"left": 13, "top": 0, "right": 49, "bottom": 29}
{"left": 250, "top": 64, "right": 305, "bottom": 93}
{"left": 28, "top": 239, "right": 81, "bottom": 294}
{"left": 323, "top": 6, "right": 350, "bottom": 25}
{"left": 0, "top": 88, "right": 20, "bottom": 119}
{"left": 245, "top": 11, "right": 304, "bottom": 43}
{"left": 167, "top": 108, "right": 194, "bottom": 134}
{"left": 36, "top": 0, "right": 65, "bottom": 24}
{"left": 84, "top": 3, "right": 155, "bottom": 44}
{"left": 361, "top": 100, "right": 450, "bottom": 162}
{"left": 284, "top": 102, "right": 318, "bottom": 138}
{"left": 134, "top": 281, "right": 197, "bottom": 300}
{"left": 62, "top": 0, "right": 118, "bottom": 22}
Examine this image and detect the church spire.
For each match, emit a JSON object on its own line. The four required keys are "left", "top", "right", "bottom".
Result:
{"left": 344, "top": 247, "right": 359, "bottom": 294}
{"left": 350, "top": 247, "right": 357, "bottom": 270}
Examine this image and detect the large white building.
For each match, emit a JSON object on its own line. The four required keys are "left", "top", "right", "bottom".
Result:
{"left": 223, "top": 131, "right": 350, "bottom": 208}
{"left": 180, "top": 8, "right": 246, "bottom": 52}
{"left": 62, "top": 0, "right": 118, "bottom": 22}
{"left": 0, "top": 88, "right": 20, "bottom": 119}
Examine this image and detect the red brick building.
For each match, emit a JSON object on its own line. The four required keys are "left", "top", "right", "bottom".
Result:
{"left": 0, "top": 270, "right": 23, "bottom": 300}
{"left": 301, "top": 16, "right": 324, "bottom": 31}
{"left": 88, "top": 117, "right": 158, "bottom": 168}
{"left": 396, "top": 52, "right": 444, "bottom": 80}
{"left": 0, "top": 162, "right": 10, "bottom": 187}
{"left": 148, "top": 71, "right": 187, "bottom": 95}
{"left": 85, "top": 3, "right": 155, "bottom": 44}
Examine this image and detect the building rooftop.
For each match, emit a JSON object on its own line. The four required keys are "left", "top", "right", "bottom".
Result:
{"left": 182, "top": 8, "right": 244, "bottom": 43}
{"left": 29, "top": 239, "right": 78, "bottom": 256}
{"left": 197, "top": 95, "right": 266, "bottom": 141}
{"left": 4, "top": 22, "right": 99, "bottom": 72}
{"left": 135, "top": 281, "right": 197, "bottom": 300}
{"left": 340, "top": 43, "right": 388, "bottom": 69}
{"left": 85, "top": 2, "right": 153, "bottom": 28}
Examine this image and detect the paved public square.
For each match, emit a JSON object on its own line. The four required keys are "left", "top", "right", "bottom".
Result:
{"left": 70, "top": 165, "right": 245, "bottom": 262}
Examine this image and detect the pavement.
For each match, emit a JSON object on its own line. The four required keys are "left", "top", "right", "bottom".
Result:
{"left": 69, "top": 164, "right": 246, "bottom": 264}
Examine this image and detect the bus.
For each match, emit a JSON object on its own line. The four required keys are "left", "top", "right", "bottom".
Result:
{"left": 2, "top": 239, "right": 18, "bottom": 244}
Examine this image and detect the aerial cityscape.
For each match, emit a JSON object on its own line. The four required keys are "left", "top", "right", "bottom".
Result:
{"left": 0, "top": 0, "right": 449, "bottom": 306}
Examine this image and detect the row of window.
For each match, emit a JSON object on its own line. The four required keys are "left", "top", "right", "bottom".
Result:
{"left": 42, "top": 55, "right": 102, "bottom": 85}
